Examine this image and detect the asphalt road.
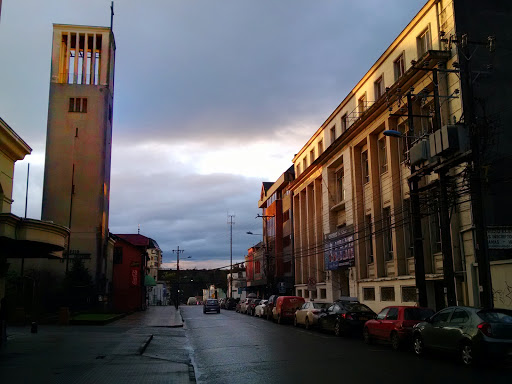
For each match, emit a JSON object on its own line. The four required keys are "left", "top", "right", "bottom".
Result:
{"left": 182, "top": 305, "right": 511, "bottom": 384}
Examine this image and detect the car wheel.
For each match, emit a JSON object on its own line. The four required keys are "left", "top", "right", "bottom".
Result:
{"left": 305, "top": 317, "right": 310, "bottom": 330}
{"left": 391, "top": 332, "right": 400, "bottom": 351}
{"left": 460, "top": 341, "right": 474, "bottom": 366}
{"left": 413, "top": 334, "right": 424, "bottom": 357}
{"left": 363, "top": 327, "right": 372, "bottom": 345}
{"left": 293, "top": 316, "right": 298, "bottom": 327}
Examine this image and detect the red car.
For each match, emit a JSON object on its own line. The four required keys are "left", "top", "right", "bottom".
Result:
{"left": 363, "top": 306, "right": 434, "bottom": 350}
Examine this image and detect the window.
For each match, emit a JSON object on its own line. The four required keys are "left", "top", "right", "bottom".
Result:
{"left": 341, "top": 114, "right": 348, "bottom": 133}
{"left": 381, "top": 287, "right": 395, "bottom": 301}
{"left": 310, "top": 149, "right": 315, "bottom": 164}
{"left": 336, "top": 167, "right": 345, "bottom": 203}
{"left": 417, "top": 27, "right": 431, "bottom": 58}
{"left": 362, "top": 150, "right": 369, "bottom": 183}
{"left": 255, "top": 260, "right": 261, "bottom": 274}
{"left": 303, "top": 158, "right": 307, "bottom": 172}
{"left": 394, "top": 53, "right": 405, "bottom": 81}
{"left": 358, "top": 93, "right": 367, "bottom": 115}
{"left": 318, "top": 140, "right": 323, "bottom": 155}
{"left": 69, "top": 97, "right": 87, "bottom": 113}
{"left": 431, "top": 308, "right": 453, "bottom": 324}
{"left": 320, "top": 288, "right": 327, "bottom": 299}
{"left": 386, "top": 307, "right": 399, "bottom": 320}
{"left": 374, "top": 76, "right": 384, "bottom": 100}
{"left": 378, "top": 137, "right": 387, "bottom": 173}
{"left": 297, "top": 289, "right": 302, "bottom": 298}
{"left": 283, "top": 210, "right": 290, "bottom": 223}
{"left": 310, "top": 290, "right": 317, "bottom": 300}
{"left": 401, "top": 286, "right": 417, "bottom": 302}
{"left": 376, "top": 308, "right": 389, "bottom": 320}
{"left": 398, "top": 121, "right": 410, "bottom": 163}
{"left": 330, "top": 126, "right": 336, "bottom": 144}
{"left": 383, "top": 207, "right": 393, "bottom": 260}
{"left": 450, "top": 309, "right": 470, "bottom": 324}
{"left": 420, "top": 103, "right": 434, "bottom": 134}
{"left": 363, "top": 287, "right": 375, "bottom": 301}
{"left": 366, "top": 214, "right": 374, "bottom": 264}
{"left": 296, "top": 164, "right": 301, "bottom": 175}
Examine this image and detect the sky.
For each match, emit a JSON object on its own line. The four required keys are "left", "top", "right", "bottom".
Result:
{"left": 0, "top": 0, "right": 427, "bottom": 270}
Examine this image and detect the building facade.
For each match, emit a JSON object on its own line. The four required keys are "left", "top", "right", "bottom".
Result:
{"left": 258, "top": 166, "right": 295, "bottom": 295}
{"left": 41, "top": 24, "right": 116, "bottom": 295}
{"left": 290, "top": 0, "right": 512, "bottom": 311}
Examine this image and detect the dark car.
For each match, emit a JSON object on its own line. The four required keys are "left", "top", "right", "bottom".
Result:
{"left": 363, "top": 306, "right": 434, "bottom": 350}
{"left": 266, "top": 295, "right": 280, "bottom": 320}
{"left": 225, "top": 297, "right": 239, "bottom": 310}
{"left": 247, "top": 299, "right": 262, "bottom": 316}
{"left": 319, "top": 300, "right": 376, "bottom": 336}
{"left": 203, "top": 299, "right": 220, "bottom": 314}
{"left": 412, "top": 306, "right": 512, "bottom": 366}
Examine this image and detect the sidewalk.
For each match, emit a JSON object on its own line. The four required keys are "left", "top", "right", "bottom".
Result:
{"left": 112, "top": 305, "right": 183, "bottom": 328}
{"left": 0, "top": 306, "right": 192, "bottom": 383}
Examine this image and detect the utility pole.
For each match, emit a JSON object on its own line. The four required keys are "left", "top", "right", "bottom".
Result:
{"left": 407, "top": 91, "right": 428, "bottom": 308}
{"left": 227, "top": 214, "right": 235, "bottom": 298}
{"left": 459, "top": 34, "right": 493, "bottom": 308}
{"left": 172, "top": 246, "right": 185, "bottom": 309}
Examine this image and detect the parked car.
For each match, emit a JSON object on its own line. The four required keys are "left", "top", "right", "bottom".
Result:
{"left": 363, "top": 306, "right": 434, "bottom": 350}
{"left": 412, "top": 306, "right": 512, "bottom": 366}
{"left": 272, "top": 296, "right": 306, "bottom": 324}
{"left": 239, "top": 298, "right": 252, "bottom": 314}
{"left": 247, "top": 299, "right": 262, "bottom": 316}
{"left": 266, "top": 295, "right": 280, "bottom": 320}
{"left": 235, "top": 299, "right": 243, "bottom": 313}
{"left": 294, "top": 301, "right": 331, "bottom": 330}
{"left": 187, "top": 297, "right": 198, "bottom": 305}
{"left": 254, "top": 300, "right": 269, "bottom": 318}
{"left": 318, "top": 300, "right": 376, "bottom": 336}
{"left": 225, "top": 297, "right": 239, "bottom": 310}
{"left": 203, "top": 299, "right": 220, "bottom": 314}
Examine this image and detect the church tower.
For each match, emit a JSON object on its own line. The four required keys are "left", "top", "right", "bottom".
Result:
{"left": 42, "top": 24, "right": 115, "bottom": 291}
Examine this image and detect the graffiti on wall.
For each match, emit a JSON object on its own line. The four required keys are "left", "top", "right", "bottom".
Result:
{"left": 492, "top": 281, "right": 512, "bottom": 307}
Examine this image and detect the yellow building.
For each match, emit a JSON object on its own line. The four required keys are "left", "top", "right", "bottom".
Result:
{"left": 291, "top": 0, "right": 511, "bottom": 311}
{"left": 1, "top": 118, "right": 69, "bottom": 331}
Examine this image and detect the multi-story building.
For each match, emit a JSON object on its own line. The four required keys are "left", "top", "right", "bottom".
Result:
{"left": 244, "top": 242, "right": 266, "bottom": 297}
{"left": 40, "top": 23, "right": 116, "bottom": 295}
{"left": 258, "top": 166, "right": 295, "bottom": 295}
{"left": 290, "top": 0, "right": 512, "bottom": 311}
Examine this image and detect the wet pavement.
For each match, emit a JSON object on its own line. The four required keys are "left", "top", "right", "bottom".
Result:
{"left": 182, "top": 305, "right": 512, "bottom": 384}
{"left": 0, "top": 306, "right": 193, "bottom": 384}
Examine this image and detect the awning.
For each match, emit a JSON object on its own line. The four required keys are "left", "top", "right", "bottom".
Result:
{"left": 144, "top": 275, "right": 157, "bottom": 286}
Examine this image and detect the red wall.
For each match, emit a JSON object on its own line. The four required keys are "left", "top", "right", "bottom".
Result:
{"left": 112, "top": 238, "right": 144, "bottom": 312}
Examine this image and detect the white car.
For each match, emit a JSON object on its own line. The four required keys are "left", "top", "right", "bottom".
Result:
{"left": 254, "top": 300, "right": 269, "bottom": 318}
{"left": 294, "top": 301, "right": 331, "bottom": 329}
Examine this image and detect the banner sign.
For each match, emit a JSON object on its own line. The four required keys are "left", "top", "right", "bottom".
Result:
{"left": 131, "top": 268, "right": 139, "bottom": 286}
{"left": 487, "top": 227, "right": 512, "bottom": 249}
{"left": 324, "top": 225, "right": 355, "bottom": 270}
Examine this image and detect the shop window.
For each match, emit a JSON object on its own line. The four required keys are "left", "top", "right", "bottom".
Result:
{"left": 310, "top": 290, "right": 317, "bottom": 300}
{"left": 363, "top": 287, "right": 375, "bottom": 301}
{"left": 381, "top": 286, "right": 395, "bottom": 301}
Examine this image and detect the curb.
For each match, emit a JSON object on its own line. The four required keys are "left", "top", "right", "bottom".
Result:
{"left": 138, "top": 334, "right": 153, "bottom": 355}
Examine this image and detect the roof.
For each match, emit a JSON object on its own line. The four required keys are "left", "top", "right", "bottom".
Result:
{"left": 115, "top": 234, "right": 161, "bottom": 250}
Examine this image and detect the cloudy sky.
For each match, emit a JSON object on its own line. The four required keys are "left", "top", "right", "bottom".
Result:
{"left": 0, "top": 0, "right": 426, "bottom": 269}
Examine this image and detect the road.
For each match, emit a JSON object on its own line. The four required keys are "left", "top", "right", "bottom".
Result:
{"left": 183, "top": 305, "right": 511, "bottom": 384}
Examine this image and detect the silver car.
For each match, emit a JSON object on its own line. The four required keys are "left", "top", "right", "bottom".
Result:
{"left": 294, "top": 301, "right": 331, "bottom": 329}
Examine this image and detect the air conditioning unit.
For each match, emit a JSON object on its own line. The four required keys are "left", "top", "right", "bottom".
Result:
{"left": 429, "top": 124, "right": 469, "bottom": 157}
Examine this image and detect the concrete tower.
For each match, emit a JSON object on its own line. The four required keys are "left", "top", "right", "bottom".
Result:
{"left": 42, "top": 24, "right": 115, "bottom": 291}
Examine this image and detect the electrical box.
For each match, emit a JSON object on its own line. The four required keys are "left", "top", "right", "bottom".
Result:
{"left": 429, "top": 125, "right": 469, "bottom": 157}
{"left": 410, "top": 140, "right": 430, "bottom": 167}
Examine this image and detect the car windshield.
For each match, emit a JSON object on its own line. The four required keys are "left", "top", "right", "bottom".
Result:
{"left": 313, "top": 303, "right": 329, "bottom": 309}
{"left": 207, "top": 300, "right": 217, "bottom": 305}
{"left": 343, "top": 303, "right": 373, "bottom": 312}
{"left": 478, "top": 309, "right": 512, "bottom": 323}
{"left": 404, "top": 308, "right": 435, "bottom": 320}
{"left": 254, "top": 299, "right": 261, "bottom": 304}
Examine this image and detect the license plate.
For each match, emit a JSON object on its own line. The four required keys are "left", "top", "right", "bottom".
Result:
{"left": 359, "top": 317, "right": 368, "bottom": 321}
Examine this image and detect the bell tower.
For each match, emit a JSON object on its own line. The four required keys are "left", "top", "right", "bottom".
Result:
{"left": 42, "top": 24, "right": 115, "bottom": 290}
